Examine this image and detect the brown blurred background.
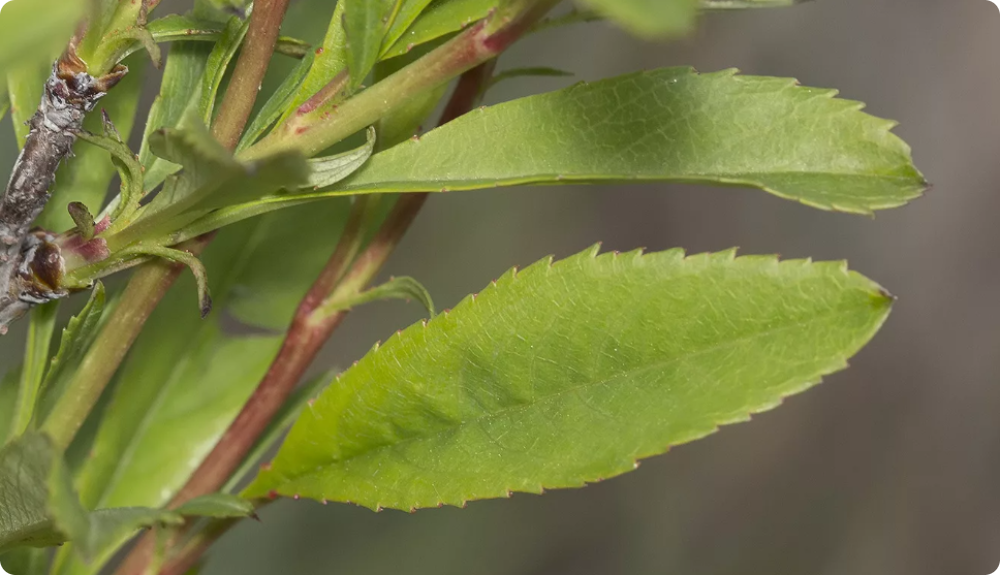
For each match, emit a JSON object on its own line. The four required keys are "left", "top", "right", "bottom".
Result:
{"left": 4, "top": 0, "right": 997, "bottom": 573}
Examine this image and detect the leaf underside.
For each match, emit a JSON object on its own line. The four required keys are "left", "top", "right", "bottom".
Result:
{"left": 333, "top": 68, "right": 926, "bottom": 215}
{"left": 246, "top": 246, "right": 892, "bottom": 511}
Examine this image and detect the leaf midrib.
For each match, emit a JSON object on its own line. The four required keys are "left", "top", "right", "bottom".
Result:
{"left": 274, "top": 297, "right": 877, "bottom": 486}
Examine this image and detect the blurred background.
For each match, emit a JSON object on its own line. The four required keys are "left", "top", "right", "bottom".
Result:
{"left": 2, "top": 0, "right": 996, "bottom": 573}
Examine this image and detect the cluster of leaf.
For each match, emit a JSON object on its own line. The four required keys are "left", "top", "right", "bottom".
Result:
{"left": 0, "top": 0, "right": 925, "bottom": 573}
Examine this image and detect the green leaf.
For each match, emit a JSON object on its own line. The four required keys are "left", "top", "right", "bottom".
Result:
{"left": 200, "top": 14, "right": 250, "bottom": 125}
{"left": 343, "top": 0, "right": 398, "bottom": 88}
{"left": 374, "top": 39, "right": 449, "bottom": 149}
{"left": 576, "top": 0, "right": 698, "bottom": 38}
{"left": 314, "top": 275, "right": 435, "bottom": 319}
{"left": 52, "top": 232, "right": 281, "bottom": 575}
{"left": 139, "top": 42, "right": 213, "bottom": 193}
{"left": 112, "top": 15, "right": 309, "bottom": 62}
{"left": 11, "top": 303, "right": 58, "bottom": 436}
{"left": 382, "top": 0, "right": 495, "bottom": 59}
{"left": 75, "top": 327, "right": 281, "bottom": 510}
{"left": 333, "top": 68, "right": 926, "bottom": 215}
{"left": 0, "top": 0, "right": 85, "bottom": 71}
{"left": 124, "top": 119, "right": 310, "bottom": 243}
{"left": 223, "top": 201, "right": 353, "bottom": 330}
{"left": 36, "top": 285, "right": 106, "bottom": 424}
{"left": 174, "top": 494, "right": 255, "bottom": 519}
{"left": 39, "top": 56, "right": 145, "bottom": 232}
{"left": 305, "top": 127, "right": 377, "bottom": 189}
{"left": 74, "top": 115, "right": 146, "bottom": 233}
{"left": 238, "top": 50, "right": 316, "bottom": 151}
{"left": 0, "top": 434, "right": 64, "bottom": 551}
{"left": 277, "top": 2, "right": 348, "bottom": 126}
{"left": 381, "top": 0, "right": 437, "bottom": 55}
{"left": 246, "top": 247, "right": 893, "bottom": 510}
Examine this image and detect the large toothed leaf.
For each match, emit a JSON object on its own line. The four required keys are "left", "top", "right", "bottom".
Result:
{"left": 332, "top": 68, "right": 925, "bottom": 215}
{"left": 0, "top": 0, "right": 85, "bottom": 71}
{"left": 246, "top": 247, "right": 893, "bottom": 510}
{"left": 576, "top": 0, "right": 698, "bottom": 38}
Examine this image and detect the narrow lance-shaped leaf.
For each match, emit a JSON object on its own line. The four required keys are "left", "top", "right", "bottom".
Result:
{"left": 200, "top": 14, "right": 250, "bottom": 125}
{"left": 278, "top": 2, "right": 347, "bottom": 126}
{"left": 35, "top": 284, "right": 106, "bottom": 423}
{"left": 246, "top": 247, "right": 893, "bottom": 510}
{"left": 139, "top": 42, "right": 213, "bottom": 193}
{"left": 238, "top": 50, "right": 316, "bottom": 151}
{"left": 343, "top": 0, "right": 399, "bottom": 89}
{"left": 333, "top": 68, "right": 926, "bottom": 215}
{"left": 382, "top": 0, "right": 495, "bottom": 59}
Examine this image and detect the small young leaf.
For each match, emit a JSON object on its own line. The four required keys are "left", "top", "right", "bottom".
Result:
{"left": 174, "top": 494, "right": 255, "bottom": 519}
{"left": 314, "top": 275, "right": 435, "bottom": 320}
{"left": 246, "top": 247, "right": 893, "bottom": 510}
{"left": 382, "top": 0, "right": 496, "bottom": 59}
{"left": 67, "top": 203, "right": 96, "bottom": 241}
{"left": 114, "top": 245, "right": 212, "bottom": 318}
{"left": 74, "top": 122, "right": 145, "bottom": 230}
{"left": 304, "top": 127, "right": 377, "bottom": 189}
{"left": 577, "top": 0, "right": 698, "bottom": 38}
{"left": 335, "top": 68, "right": 926, "bottom": 214}
{"left": 36, "top": 284, "right": 106, "bottom": 423}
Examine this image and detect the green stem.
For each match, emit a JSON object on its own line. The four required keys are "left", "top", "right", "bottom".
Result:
{"left": 245, "top": 0, "right": 562, "bottom": 161}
